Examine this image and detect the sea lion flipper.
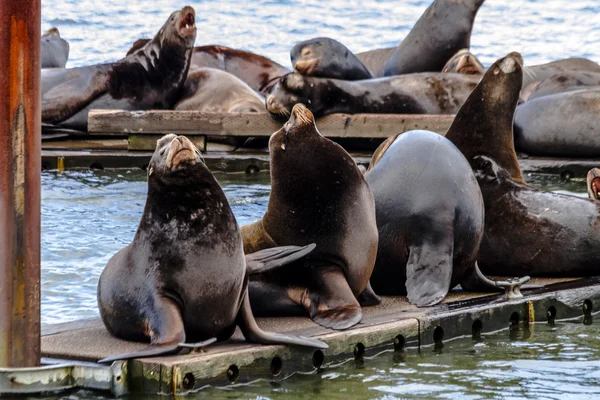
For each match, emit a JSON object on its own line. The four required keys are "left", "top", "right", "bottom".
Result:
{"left": 406, "top": 243, "right": 452, "bottom": 307}
{"left": 98, "top": 343, "right": 182, "bottom": 364}
{"left": 306, "top": 266, "right": 363, "bottom": 330}
{"left": 245, "top": 243, "right": 317, "bottom": 275}
{"left": 237, "top": 291, "right": 328, "bottom": 349}
{"left": 356, "top": 281, "right": 382, "bottom": 307}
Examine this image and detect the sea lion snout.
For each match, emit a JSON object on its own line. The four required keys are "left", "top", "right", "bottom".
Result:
{"left": 166, "top": 135, "right": 200, "bottom": 170}
{"left": 178, "top": 6, "right": 196, "bottom": 38}
{"left": 289, "top": 103, "right": 315, "bottom": 126}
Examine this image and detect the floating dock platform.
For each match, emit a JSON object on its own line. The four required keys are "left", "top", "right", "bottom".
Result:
{"left": 3, "top": 277, "right": 600, "bottom": 396}
{"left": 39, "top": 110, "right": 599, "bottom": 179}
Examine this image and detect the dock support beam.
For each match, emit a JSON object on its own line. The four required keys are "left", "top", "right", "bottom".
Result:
{"left": 0, "top": 0, "right": 42, "bottom": 367}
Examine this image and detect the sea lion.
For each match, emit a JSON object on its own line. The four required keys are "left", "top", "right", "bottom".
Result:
{"left": 445, "top": 51, "right": 600, "bottom": 277}
{"left": 41, "top": 6, "right": 197, "bottom": 131}
{"left": 442, "top": 49, "right": 485, "bottom": 75}
{"left": 127, "top": 41, "right": 290, "bottom": 95}
{"left": 98, "top": 134, "right": 327, "bottom": 364}
{"left": 241, "top": 104, "right": 379, "bottom": 330}
{"left": 522, "top": 57, "right": 600, "bottom": 89}
{"left": 356, "top": 47, "right": 396, "bottom": 78}
{"left": 365, "top": 130, "right": 515, "bottom": 306}
{"left": 290, "top": 37, "right": 372, "bottom": 80}
{"left": 266, "top": 72, "right": 479, "bottom": 120}
{"left": 174, "top": 68, "right": 265, "bottom": 112}
{"left": 524, "top": 72, "right": 600, "bottom": 102}
{"left": 41, "top": 27, "right": 69, "bottom": 69}
{"left": 383, "top": 0, "right": 485, "bottom": 76}
{"left": 588, "top": 168, "right": 600, "bottom": 201}
{"left": 514, "top": 88, "right": 600, "bottom": 157}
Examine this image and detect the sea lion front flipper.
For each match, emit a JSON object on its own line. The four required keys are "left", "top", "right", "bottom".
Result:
{"left": 237, "top": 290, "right": 328, "bottom": 349}
{"left": 306, "top": 265, "right": 363, "bottom": 330}
{"left": 245, "top": 243, "right": 317, "bottom": 275}
{"left": 98, "top": 296, "right": 187, "bottom": 364}
{"left": 356, "top": 280, "right": 382, "bottom": 307}
{"left": 406, "top": 243, "right": 453, "bottom": 307}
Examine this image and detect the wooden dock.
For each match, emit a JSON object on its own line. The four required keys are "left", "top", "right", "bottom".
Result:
{"left": 28, "top": 277, "right": 600, "bottom": 396}
{"left": 38, "top": 110, "right": 600, "bottom": 178}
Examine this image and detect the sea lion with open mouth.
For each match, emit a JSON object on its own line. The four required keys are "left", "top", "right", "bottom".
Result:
{"left": 98, "top": 134, "right": 327, "bottom": 364}
{"left": 41, "top": 6, "right": 197, "bottom": 131}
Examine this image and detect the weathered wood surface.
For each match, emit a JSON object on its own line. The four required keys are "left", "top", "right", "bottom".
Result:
{"left": 87, "top": 110, "right": 455, "bottom": 138}
{"left": 128, "top": 135, "right": 206, "bottom": 151}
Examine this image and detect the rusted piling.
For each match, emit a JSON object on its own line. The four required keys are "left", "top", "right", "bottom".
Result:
{"left": 0, "top": 0, "right": 42, "bottom": 367}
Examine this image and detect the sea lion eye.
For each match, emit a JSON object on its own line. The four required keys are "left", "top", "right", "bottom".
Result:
{"left": 160, "top": 149, "right": 166, "bottom": 156}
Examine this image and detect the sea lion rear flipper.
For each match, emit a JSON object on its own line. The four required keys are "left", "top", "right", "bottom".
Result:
{"left": 356, "top": 280, "right": 382, "bottom": 307}
{"left": 245, "top": 243, "right": 317, "bottom": 275}
{"left": 306, "top": 265, "right": 363, "bottom": 330}
{"left": 98, "top": 295, "right": 188, "bottom": 364}
{"left": 406, "top": 243, "right": 453, "bottom": 307}
{"left": 237, "top": 290, "right": 328, "bottom": 349}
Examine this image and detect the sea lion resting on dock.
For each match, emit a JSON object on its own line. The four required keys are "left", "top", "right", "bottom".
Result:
{"left": 41, "top": 28, "right": 69, "bottom": 69}
{"left": 98, "top": 134, "right": 327, "bottom": 364}
{"left": 445, "top": 51, "right": 600, "bottom": 277}
{"left": 41, "top": 6, "right": 197, "bottom": 132}
{"left": 442, "top": 49, "right": 485, "bottom": 75}
{"left": 366, "top": 130, "right": 524, "bottom": 306}
{"left": 291, "top": 37, "right": 372, "bottom": 80}
{"left": 174, "top": 68, "right": 265, "bottom": 113}
{"left": 383, "top": 0, "right": 485, "bottom": 76}
{"left": 242, "top": 104, "right": 380, "bottom": 330}
{"left": 127, "top": 40, "right": 290, "bottom": 95}
{"left": 266, "top": 72, "right": 479, "bottom": 120}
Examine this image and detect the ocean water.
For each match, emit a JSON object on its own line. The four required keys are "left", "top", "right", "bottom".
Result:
{"left": 42, "top": 0, "right": 600, "bottom": 70}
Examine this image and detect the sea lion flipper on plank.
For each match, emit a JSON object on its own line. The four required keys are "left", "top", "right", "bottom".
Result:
{"left": 356, "top": 281, "right": 382, "bottom": 306}
{"left": 405, "top": 237, "right": 453, "bottom": 307}
{"left": 237, "top": 290, "right": 328, "bottom": 349}
{"left": 245, "top": 244, "right": 317, "bottom": 275}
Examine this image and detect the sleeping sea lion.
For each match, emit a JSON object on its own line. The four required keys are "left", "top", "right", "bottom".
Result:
{"left": 442, "top": 49, "right": 485, "bottom": 75}
{"left": 174, "top": 68, "right": 265, "bottom": 112}
{"left": 241, "top": 104, "right": 380, "bottom": 330}
{"left": 383, "top": 0, "right": 485, "bottom": 76}
{"left": 524, "top": 71, "right": 600, "bottom": 102}
{"left": 41, "top": 27, "right": 69, "bottom": 69}
{"left": 445, "top": 51, "right": 600, "bottom": 277}
{"left": 365, "top": 130, "right": 521, "bottom": 305}
{"left": 290, "top": 37, "right": 372, "bottom": 80}
{"left": 98, "top": 134, "right": 327, "bottom": 364}
{"left": 41, "top": 6, "right": 197, "bottom": 131}
{"left": 266, "top": 72, "right": 479, "bottom": 120}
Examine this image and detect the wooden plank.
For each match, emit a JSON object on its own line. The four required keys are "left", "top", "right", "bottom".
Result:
{"left": 87, "top": 109, "right": 455, "bottom": 138}
{"left": 128, "top": 135, "right": 206, "bottom": 151}
{"left": 42, "top": 139, "right": 128, "bottom": 151}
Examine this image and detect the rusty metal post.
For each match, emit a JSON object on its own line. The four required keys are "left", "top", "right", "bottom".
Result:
{"left": 0, "top": 0, "right": 42, "bottom": 367}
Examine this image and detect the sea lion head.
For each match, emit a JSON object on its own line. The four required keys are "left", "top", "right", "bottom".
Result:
{"left": 269, "top": 103, "right": 319, "bottom": 152}
{"left": 291, "top": 38, "right": 326, "bottom": 76}
{"left": 442, "top": 49, "right": 485, "bottom": 75}
{"left": 266, "top": 73, "right": 316, "bottom": 121}
{"left": 147, "top": 134, "right": 204, "bottom": 185}
{"left": 160, "top": 6, "right": 197, "bottom": 48}
{"left": 43, "top": 27, "right": 61, "bottom": 37}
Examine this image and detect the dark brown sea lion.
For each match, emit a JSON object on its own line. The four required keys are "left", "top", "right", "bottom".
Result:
{"left": 174, "top": 68, "right": 265, "bottom": 112}
{"left": 514, "top": 88, "right": 600, "bottom": 157}
{"left": 445, "top": 51, "right": 600, "bottom": 277}
{"left": 365, "top": 130, "right": 517, "bottom": 305}
{"left": 266, "top": 72, "right": 479, "bottom": 120}
{"left": 41, "top": 27, "right": 69, "bottom": 69}
{"left": 588, "top": 168, "right": 600, "bottom": 201}
{"left": 127, "top": 40, "right": 290, "bottom": 95}
{"left": 290, "top": 37, "right": 372, "bottom": 80}
{"left": 383, "top": 0, "right": 485, "bottom": 76}
{"left": 241, "top": 104, "right": 379, "bottom": 330}
{"left": 524, "top": 71, "right": 600, "bottom": 102}
{"left": 41, "top": 6, "right": 197, "bottom": 131}
{"left": 356, "top": 47, "right": 396, "bottom": 77}
{"left": 98, "top": 134, "right": 326, "bottom": 364}
{"left": 442, "top": 48, "right": 485, "bottom": 75}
